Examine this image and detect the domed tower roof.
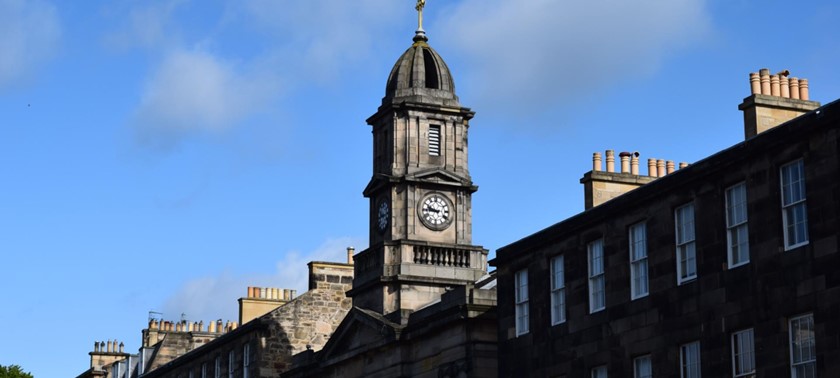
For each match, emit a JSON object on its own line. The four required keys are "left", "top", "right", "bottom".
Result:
{"left": 384, "top": 31, "right": 460, "bottom": 107}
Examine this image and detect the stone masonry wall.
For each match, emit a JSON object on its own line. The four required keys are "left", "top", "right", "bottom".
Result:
{"left": 259, "top": 262, "right": 353, "bottom": 376}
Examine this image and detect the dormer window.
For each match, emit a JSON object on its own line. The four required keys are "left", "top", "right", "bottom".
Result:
{"left": 429, "top": 125, "right": 441, "bottom": 156}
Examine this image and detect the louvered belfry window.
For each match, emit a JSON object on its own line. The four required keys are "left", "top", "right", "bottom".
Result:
{"left": 429, "top": 125, "right": 441, "bottom": 156}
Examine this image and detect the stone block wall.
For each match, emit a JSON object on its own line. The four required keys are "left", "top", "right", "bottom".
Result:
{"left": 259, "top": 261, "right": 354, "bottom": 376}
{"left": 494, "top": 100, "right": 840, "bottom": 377}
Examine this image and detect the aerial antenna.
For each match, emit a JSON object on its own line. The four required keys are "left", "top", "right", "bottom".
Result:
{"left": 148, "top": 311, "right": 163, "bottom": 322}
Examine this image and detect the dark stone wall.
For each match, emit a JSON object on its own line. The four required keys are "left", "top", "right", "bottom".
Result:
{"left": 494, "top": 103, "right": 840, "bottom": 377}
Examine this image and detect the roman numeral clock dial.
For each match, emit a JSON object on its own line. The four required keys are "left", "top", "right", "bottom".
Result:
{"left": 419, "top": 193, "right": 452, "bottom": 230}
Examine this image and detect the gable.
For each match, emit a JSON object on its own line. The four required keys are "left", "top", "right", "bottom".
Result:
{"left": 316, "top": 308, "right": 403, "bottom": 364}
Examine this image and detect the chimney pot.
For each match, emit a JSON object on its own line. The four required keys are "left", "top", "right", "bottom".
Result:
{"left": 619, "top": 153, "right": 630, "bottom": 173}
{"left": 666, "top": 161, "right": 675, "bottom": 174}
{"left": 630, "top": 155, "right": 639, "bottom": 175}
{"left": 799, "top": 79, "right": 810, "bottom": 101}
{"left": 790, "top": 77, "right": 800, "bottom": 99}
{"left": 605, "top": 150, "right": 615, "bottom": 172}
{"left": 656, "top": 159, "right": 666, "bottom": 177}
{"left": 347, "top": 246, "right": 355, "bottom": 264}
{"left": 647, "top": 159, "right": 657, "bottom": 177}
{"left": 770, "top": 75, "right": 781, "bottom": 96}
{"left": 749, "top": 72, "right": 760, "bottom": 94}
{"left": 781, "top": 76, "right": 790, "bottom": 98}
{"left": 759, "top": 68, "right": 771, "bottom": 95}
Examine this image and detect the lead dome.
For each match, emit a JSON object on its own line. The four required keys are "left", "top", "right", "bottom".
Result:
{"left": 383, "top": 32, "right": 460, "bottom": 106}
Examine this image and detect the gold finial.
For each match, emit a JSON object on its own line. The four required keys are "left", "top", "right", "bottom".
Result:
{"left": 416, "top": 0, "right": 426, "bottom": 31}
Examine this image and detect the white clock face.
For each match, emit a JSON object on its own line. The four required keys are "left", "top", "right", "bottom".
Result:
{"left": 420, "top": 194, "right": 451, "bottom": 229}
{"left": 377, "top": 201, "right": 389, "bottom": 232}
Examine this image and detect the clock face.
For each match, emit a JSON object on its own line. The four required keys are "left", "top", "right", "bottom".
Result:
{"left": 420, "top": 194, "right": 451, "bottom": 229}
{"left": 377, "top": 201, "right": 389, "bottom": 233}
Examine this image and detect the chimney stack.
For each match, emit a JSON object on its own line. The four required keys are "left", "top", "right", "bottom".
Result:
{"left": 347, "top": 247, "right": 355, "bottom": 264}
{"left": 739, "top": 68, "right": 820, "bottom": 139}
{"left": 581, "top": 150, "right": 670, "bottom": 209}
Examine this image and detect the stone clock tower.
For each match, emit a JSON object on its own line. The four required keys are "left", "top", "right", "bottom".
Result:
{"left": 348, "top": 25, "right": 489, "bottom": 320}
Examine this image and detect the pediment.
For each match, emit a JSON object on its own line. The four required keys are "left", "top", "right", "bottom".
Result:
{"left": 316, "top": 307, "right": 403, "bottom": 363}
{"left": 406, "top": 168, "right": 471, "bottom": 186}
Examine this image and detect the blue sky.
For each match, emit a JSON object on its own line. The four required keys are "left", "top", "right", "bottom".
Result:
{"left": 1, "top": 0, "right": 839, "bottom": 376}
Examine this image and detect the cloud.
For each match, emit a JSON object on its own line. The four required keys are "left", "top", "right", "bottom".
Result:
{"left": 0, "top": 0, "right": 61, "bottom": 89}
{"left": 132, "top": 48, "right": 282, "bottom": 149}
{"left": 159, "top": 237, "right": 362, "bottom": 323}
{"left": 240, "top": 0, "right": 405, "bottom": 84}
{"left": 436, "top": 0, "right": 712, "bottom": 115}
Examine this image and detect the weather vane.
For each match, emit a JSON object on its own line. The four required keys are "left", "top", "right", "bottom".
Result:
{"left": 416, "top": 0, "right": 426, "bottom": 31}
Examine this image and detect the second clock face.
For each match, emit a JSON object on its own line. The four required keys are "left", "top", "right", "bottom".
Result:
{"left": 420, "top": 194, "right": 451, "bottom": 229}
{"left": 377, "top": 201, "right": 389, "bottom": 233}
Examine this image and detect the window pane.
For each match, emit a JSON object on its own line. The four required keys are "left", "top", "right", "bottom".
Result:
{"left": 551, "top": 255, "right": 565, "bottom": 324}
{"left": 681, "top": 341, "right": 701, "bottom": 378}
{"left": 676, "top": 203, "right": 697, "bottom": 283}
{"left": 589, "top": 240, "right": 605, "bottom": 312}
{"left": 515, "top": 269, "right": 529, "bottom": 335}
{"left": 733, "top": 329, "right": 755, "bottom": 376}
{"left": 634, "top": 356, "right": 652, "bottom": 378}
{"left": 790, "top": 314, "right": 817, "bottom": 377}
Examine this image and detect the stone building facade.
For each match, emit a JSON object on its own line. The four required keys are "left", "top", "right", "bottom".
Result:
{"left": 139, "top": 261, "right": 353, "bottom": 378}
{"left": 283, "top": 16, "right": 498, "bottom": 378}
{"left": 77, "top": 260, "right": 353, "bottom": 378}
{"left": 493, "top": 70, "right": 840, "bottom": 376}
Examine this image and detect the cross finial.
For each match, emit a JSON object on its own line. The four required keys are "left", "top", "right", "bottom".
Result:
{"left": 416, "top": 0, "right": 426, "bottom": 31}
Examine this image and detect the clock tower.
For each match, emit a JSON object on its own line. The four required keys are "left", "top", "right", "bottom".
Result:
{"left": 348, "top": 21, "right": 489, "bottom": 320}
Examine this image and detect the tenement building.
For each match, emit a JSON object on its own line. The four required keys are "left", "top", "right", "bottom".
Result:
{"left": 77, "top": 258, "right": 353, "bottom": 378}
{"left": 493, "top": 69, "right": 840, "bottom": 377}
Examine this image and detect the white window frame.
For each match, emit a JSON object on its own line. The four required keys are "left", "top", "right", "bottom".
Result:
{"left": 514, "top": 269, "right": 529, "bottom": 336}
{"left": 634, "top": 355, "right": 652, "bottom": 378}
{"left": 243, "top": 343, "right": 250, "bottom": 378}
{"left": 675, "top": 203, "right": 697, "bottom": 284}
{"left": 781, "top": 159, "right": 809, "bottom": 250}
{"left": 591, "top": 365, "right": 607, "bottom": 378}
{"left": 228, "top": 350, "right": 235, "bottom": 378}
{"left": 680, "top": 341, "right": 701, "bottom": 378}
{"left": 201, "top": 363, "right": 207, "bottom": 378}
{"left": 726, "top": 182, "right": 750, "bottom": 268}
{"left": 550, "top": 255, "right": 566, "bottom": 325}
{"left": 789, "top": 313, "right": 816, "bottom": 377}
{"left": 588, "top": 239, "right": 606, "bottom": 313}
{"left": 732, "top": 328, "right": 755, "bottom": 377}
{"left": 629, "top": 222, "right": 649, "bottom": 299}
{"left": 214, "top": 356, "right": 221, "bottom": 378}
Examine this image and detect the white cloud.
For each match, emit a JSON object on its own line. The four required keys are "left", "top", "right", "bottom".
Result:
{"left": 159, "top": 237, "right": 362, "bottom": 323}
{"left": 132, "top": 48, "right": 282, "bottom": 148}
{"left": 436, "top": 0, "right": 712, "bottom": 115}
{"left": 0, "top": 0, "right": 60, "bottom": 89}
{"left": 241, "top": 0, "right": 405, "bottom": 84}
